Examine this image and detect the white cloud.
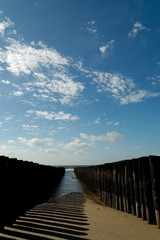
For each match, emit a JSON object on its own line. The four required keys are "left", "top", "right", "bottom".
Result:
{"left": 4, "top": 115, "right": 14, "bottom": 122}
{"left": 12, "top": 91, "right": 24, "bottom": 96}
{"left": 22, "top": 124, "right": 38, "bottom": 131}
{"left": 44, "top": 72, "right": 85, "bottom": 104}
{"left": 64, "top": 138, "right": 92, "bottom": 154}
{"left": 106, "top": 120, "right": 120, "bottom": 126}
{"left": 17, "top": 136, "right": 58, "bottom": 154}
{"left": 64, "top": 131, "right": 124, "bottom": 155}
{"left": 27, "top": 110, "right": 79, "bottom": 121}
{"left": 17, "top": 137, "right": 55, "bottom": 148}
{"left": 0, "top": 14, "right": 158, "bottom": 110}
{"left": 90, "top": 70, "right": 160, "bottom": 104}
{"left": 33, "top": 93, "right": 57, "bottom": 102}
{"left": 0, "top": 17, "right": 13, "bottom": 36}
{"left": 0, "top": 39, "right": 69, "bottom": 76}
{"left": 84, "top": 20, "right": 97, "bottom": 34}
{"left": 8, "top": 139, "right": 16, "bottom": 144}
{"left": 0, "top": 37, "right": 84, "bottom": 105}
{"left": 1, "top": 79, "right": 10, "bottom": 84}
{"left": 128, "top": 21, "right": 147, "bottom": 38}
{"left": 99, "top": 45, "right": 109, "bottom": 55}
{"left": 99, "top": 40, "right": 114, "bottom": 56}
{"left": 114, "top": 122, "right": 120, "bottom": 126}
{"left": 80, "top": 131, "right": 124, "bottom": 143}
{"left": 119, "top": 90, "right": 160, "bottom": 104}
{"left": 148, "top": 73, "right": 160, "bottom": 85}
{"left": 0, "top": 66, "right": 4, "bottom": 71}
{"left": 94, "top": 118, "right": 100, "bottom": 124}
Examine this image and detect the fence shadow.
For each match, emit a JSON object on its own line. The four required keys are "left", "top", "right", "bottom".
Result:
{"left": 0, "top": 192, "right": 89, "bottom": 240}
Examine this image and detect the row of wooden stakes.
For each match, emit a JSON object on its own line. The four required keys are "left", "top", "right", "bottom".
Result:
{"left": 0, "top": 155, "right": 65, "bottom": 229}
{"left": 75, "top": 155, "right": 160, "bottom": 228}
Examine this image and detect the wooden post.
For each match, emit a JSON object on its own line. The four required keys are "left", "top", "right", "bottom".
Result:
{"left": 149, "top": 155, "right": 160, "bottom": 228}
{"left": 128, "top": 160, "right": 136, "bottom": 215}
{"left": 124, "top": 160, "right": 131, "bottom": 213}
{"left": 118, "top": 161, "right": 123, "bottom": 211}
{"left": 132, "top": 158, "right": 141, "bottom": 218}
{"left": 138, "top": 158, "right": 147, "bottom": 220}
{"left": 141, "top": 157, "right": 156, "bottom": 224}
{"left": 121, "top": 160, "right": 126, "bottom": 212}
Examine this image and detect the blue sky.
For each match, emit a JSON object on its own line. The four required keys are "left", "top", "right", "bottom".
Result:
{"left": 0, "top": 0, "right": 160, "bottom": 166}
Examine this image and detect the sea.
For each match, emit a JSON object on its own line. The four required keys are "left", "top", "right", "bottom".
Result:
{"left": 50, "top": 168, "right": 84, "bottom": 199}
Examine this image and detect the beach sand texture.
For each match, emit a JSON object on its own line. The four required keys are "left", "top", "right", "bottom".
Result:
{"left": 85, "top": 192, "right": 160, "bottom": 240}
{"left": 0, "top": 192, "right": 159, "bottom": 240}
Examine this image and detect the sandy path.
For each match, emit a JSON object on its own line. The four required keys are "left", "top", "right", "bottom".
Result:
{"left": 0, "top": 192, "right": 159, "bottom": 240}
{"left": 85, "top": 193, "right": 160, "bottom": 240}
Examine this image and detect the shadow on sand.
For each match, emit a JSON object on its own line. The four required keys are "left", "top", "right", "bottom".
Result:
{"left": 0, "top": 192, "right": 89, "bottom": 240}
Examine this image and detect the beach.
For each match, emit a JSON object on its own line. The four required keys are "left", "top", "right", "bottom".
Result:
{"left": 85, "top": 192, "right": 160, "bottom": 240}
{"left": 0, "top": 191, "right": 159, "bottom": 239}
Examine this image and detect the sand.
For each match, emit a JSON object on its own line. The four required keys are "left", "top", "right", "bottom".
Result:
{"left": 0, "top": 191, "right": 159, "bottom": 240}
{"left": 84, "top": 192, "right": 160, "bottom": 240}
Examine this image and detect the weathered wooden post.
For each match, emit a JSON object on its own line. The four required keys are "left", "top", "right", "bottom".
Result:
{"left": 105, "top": 163, "right": 110, "bottom": 206}
{"left": 118, "top": 161, "right": 123, "bottom": 211}
{"left": 113, "top": 162, "right": 119, "bottom": 210}
{"left": 149, "top": 155, "right": 160, "bottom": 228}
{"left": 138, "top": 157, "right": 147, "bottom": 220}
{"left": 121, "top": 160, "right": 126, "bottom": 212}
{"left": 112, "top": 162, "right": 116, "bottom": 209}
{"left": 141, "top": 156, "right": 156, "bottom": 224}
{"left": 132, "top": 158, "right": 141, "bottom": 218}
{"left": 109, "top": 163, "right": 113, "bottom": 207}
{"left": 128, "top": 159, "right": 136, "bottom": 215}
{"left": 124, "top": 160, "right": 131, "bottom": 213}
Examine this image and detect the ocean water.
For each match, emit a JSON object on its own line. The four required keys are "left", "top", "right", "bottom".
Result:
{"left": 50, "top": 169, "right": 83, "bottom": 199}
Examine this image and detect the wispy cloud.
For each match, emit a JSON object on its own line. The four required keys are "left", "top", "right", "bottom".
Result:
{"left": 64, "top": 138, "right": 92, "bottom": 154}
{"left": 89, "top": 70, "right": 160, "bottom": 104}
{"left": 12, "top": 90, "right": 24, "bottom": 96}
{"left": 106, "top": 120, "right": 120, "bottom": 126}
{"left": 4, "top": 115, "right": 14, "bottom": 122}
{"left": 0, "top": 17, "right": 14, "bottom": 36}
{"left": 94, "top": 118, "right": 101, "bottom": 124}
{"left": 0, "top": 39, "right": 69, "bottom": 76}
{"left": 17, "top": 137, "right": 56, "bottom": 149}
{"left": 0, "top": 14, "right": 159, "bottom": 112}
{"left": 148, "top": 73, "right": 160, "bottom": 85}
{"left": 83, "top": 20, "right": 97, "bottom": 34}
{"left": 0, "top": 115, "right": 14, "bottom": 131}
{"left": 22, "top": 124, "right": 38, "bottom": 131}
{"left": 99, "top": 40, "right": 114, "bottom": 56}
{"left": 0, "top": 36, "right": 85, "bottom": 105}
{"left": 1, "top": 79, "right": 10, "bottom": 84}
{"left": 27, "top": 110, "right": 79, "bottom": 121}
{"left": 8, "top": 139, "right": 16, "bottom": 144}
{"left": 128, "top": 21, "right": 147, "bottom": 38}
{"left": 63, "top": 130, "right": 124, "bottom": 155}
{"left": 80, "top": 131, "right": 124, "bottom": 143}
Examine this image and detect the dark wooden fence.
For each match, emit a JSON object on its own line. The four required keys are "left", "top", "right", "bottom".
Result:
{"left": 0, "top": 155, "right": 65, "bottom": 229}
{"left": 75, "top": 155, "right": 160, "bottom": 228}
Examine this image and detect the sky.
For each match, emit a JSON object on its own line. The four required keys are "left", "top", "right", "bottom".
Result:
{"left": 0, "top": 0, "right": 160, "bottom": 166}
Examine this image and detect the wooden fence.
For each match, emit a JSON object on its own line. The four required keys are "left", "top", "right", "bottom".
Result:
{"left": 0, "top": 155, "right": 65, "bottom": 229}
{"left": 75, "top": 155, "right": 160, "bottom": 228}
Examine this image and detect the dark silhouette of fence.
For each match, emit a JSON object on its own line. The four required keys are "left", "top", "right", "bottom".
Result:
{"left": 0, "top": 155, "right": 65, "bottom": 229}
{"left": 75, "top": 155, "right": 160, "bottom": 228}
